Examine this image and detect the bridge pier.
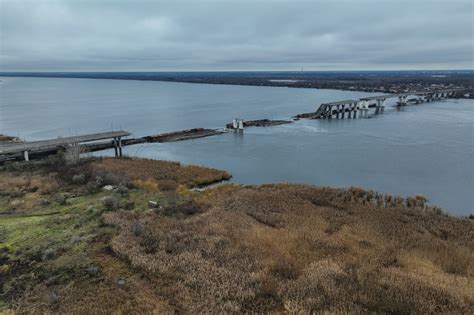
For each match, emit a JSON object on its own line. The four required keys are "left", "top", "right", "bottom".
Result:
{"left": 375, "top": 99, "right": 385, "bottom": 114}
{"left": 118, "top": 137, "right": 123, "bottom": 157}
{"left": 397, "top": 95, "right": 407, "bottom": 106}
{"left": 113, "top": 138, "right": 118, "bottom": 157}
{"left": 112, "top": 137, "right": 123, "bottom": 157}
{"left": 356, "top": 100, "right": 367, "bottom": 118}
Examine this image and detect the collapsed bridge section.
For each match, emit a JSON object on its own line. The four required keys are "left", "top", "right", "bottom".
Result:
{"left": 297, "top": 88, "right": 465, "bottom": 120}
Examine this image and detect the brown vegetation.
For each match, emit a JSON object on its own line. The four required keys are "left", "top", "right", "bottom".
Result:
{"left": 102, "top": 184, "right": 473, "bottom": 313}
{"left": 92, "top": 157, "right": 231, "bottom": 190}
{"left": 1, "top": 157, "right": 473, "bottom": 313}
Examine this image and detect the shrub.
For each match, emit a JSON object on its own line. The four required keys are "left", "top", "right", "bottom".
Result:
{"left": 95, "top": 175, "right": 104, "bottom": 187}
{"left": 139, "top": 235, "right": 160, "bottom": 254}
{"left": 3, "top": 161, "right": 28, "bottom": 172}
{"left": 116, "top": 185, "right": 129, "bottom": 196}
{"left": 102, "top": 196, "right": 119, "bottom": 210}
{"left": 161, "top": 199, "right": 204, "bottom": 216}
{"left": 85, "top": 181, "right": 100, "bottom": 194}
{"left": 270, "top": 259, "right": 300, "bottom": 280}
{"left": 415, "top": 195, "right": 428, "bottom": 208}
{"left": 406, "top": 197, "right": 417, "bottom": 208}
{"left": 394, "top": 196, "right": 405, "bottom": 208}
{"left": 56, "top": 193, "right": 70, "bottom": 205}
{"left": 42, "top": 248, "right": 56, "bottom": 261}
{"left": 123, "top": 200, "right": 135, "bottom": 210}
{"left": 158, "top": 180, "right": 178, "bottom": 191}
{"left": 72, "top": 173, "right": 86, "bottom": 185}
{"left": 133, "top": 179, "right": 160, "bottom": 192}
{"left": 131, "top": 221, "right": 144, "bottom": 236}
{"left": 45, "top": 151, "right": 66, "bottom": 168}
{"left": 90, "top": 169, "right": 132, "bottom": 188}
{"left": 431, "top": 206, "right": 445, "bottom": 215}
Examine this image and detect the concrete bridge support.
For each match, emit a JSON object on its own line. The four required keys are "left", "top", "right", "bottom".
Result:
{"left": 375, "top": 99, "right": 385, "bottom": 114}
{"left": 397, "top": 95, "right": 407, "bottom": 106}
{"left": 347, "top": 103, "right": 356, "bottom": 119}
{"left": 113, "top": 137, "right": 123, "bottom": 157}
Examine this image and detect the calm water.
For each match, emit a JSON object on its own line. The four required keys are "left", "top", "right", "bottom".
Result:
{"left": 1, "top": 77, "right": 473, "bottom": 215}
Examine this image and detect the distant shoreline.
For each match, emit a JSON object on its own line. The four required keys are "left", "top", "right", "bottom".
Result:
{"left": 1, "top": 71, "right": 473, "bottom": 97}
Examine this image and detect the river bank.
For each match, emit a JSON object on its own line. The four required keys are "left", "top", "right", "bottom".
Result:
{"left": 0, "top": 156, "right": 473, "bottom": 313}
{"left": 1, "top": 71, "right": 473, "bottom": 97}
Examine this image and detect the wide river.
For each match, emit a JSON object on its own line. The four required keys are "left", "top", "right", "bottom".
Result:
{"left": 1, "top": 77, "right": 473, "bottom": 215}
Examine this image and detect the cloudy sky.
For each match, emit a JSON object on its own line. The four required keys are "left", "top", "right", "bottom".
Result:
{"left": 0, "top": 0, "right": 472, "bottom": 71}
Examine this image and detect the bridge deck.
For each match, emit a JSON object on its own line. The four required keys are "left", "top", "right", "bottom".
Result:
{"left": 0, "top": 131, "right": 130, "bottom": 155}
{"left": 321, "top": 100, "right": 358, "bottom": 106}
{"left": 360, "top": 88, "right": 465, "bottom": 101}
{"left": 360, "top": 94, "right": 399, "bottom": 101}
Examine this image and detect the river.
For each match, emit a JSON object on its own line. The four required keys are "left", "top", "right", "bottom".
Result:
{"left": 1, "top": 77, "right": 472, "bottom": 215}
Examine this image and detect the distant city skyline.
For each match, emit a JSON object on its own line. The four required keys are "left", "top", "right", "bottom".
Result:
{"left": 1, "top": 0, "right": 473, "bottom": 71}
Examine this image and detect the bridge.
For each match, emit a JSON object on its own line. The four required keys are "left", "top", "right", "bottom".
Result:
{"left": 0, "top": 131, "right": 130, "bottom": 161}
{"left": 311, "top": 88, "right": 465, "bottom": 119}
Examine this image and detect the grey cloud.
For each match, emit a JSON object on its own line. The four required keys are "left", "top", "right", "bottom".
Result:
{"left": 0, "top": 0, "right": 472, "bottom": 71}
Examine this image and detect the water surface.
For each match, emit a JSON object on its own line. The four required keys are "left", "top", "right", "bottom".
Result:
{"left": 1, "top": 77, "right": 472, "bottom": 215}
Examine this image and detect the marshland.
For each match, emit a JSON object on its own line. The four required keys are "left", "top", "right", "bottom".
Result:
{"left": 1, "top": 155, "right": 473, "bottom": 313}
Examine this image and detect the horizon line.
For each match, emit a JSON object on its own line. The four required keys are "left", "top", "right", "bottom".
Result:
{"left": 1, "top": 69, "right": 473, "bottom": 73}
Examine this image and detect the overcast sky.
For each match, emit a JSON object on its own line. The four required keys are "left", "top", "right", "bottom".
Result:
{"left": 0, "top": 0, "right": 472, "bottom": 71}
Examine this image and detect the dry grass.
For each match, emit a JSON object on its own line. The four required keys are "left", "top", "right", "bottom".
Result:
{"left": 13, "top": 260, "right": 173, "bottom": 314}
{"left": 101, "top": 184, "right": 474, "bottom": 313}
{"left": 0, "top": 174, "right": 58, "bottom": 195}
{"left": 93, "top": 157, "right": 231, "bottom": 190}
{"left": 2, "top": 158, "right": 473, "bottom": 313}
{"left": 0, "top": 173, "right": 59, "bottom": 214}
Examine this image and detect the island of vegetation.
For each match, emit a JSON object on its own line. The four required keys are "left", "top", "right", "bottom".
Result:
{"left": 0, "top": 153, "right": 472, "bottom": 313}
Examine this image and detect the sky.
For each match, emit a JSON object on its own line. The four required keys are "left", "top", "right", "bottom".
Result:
{"left": 0, "top": 0, "right": 472, "bottom": 71}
